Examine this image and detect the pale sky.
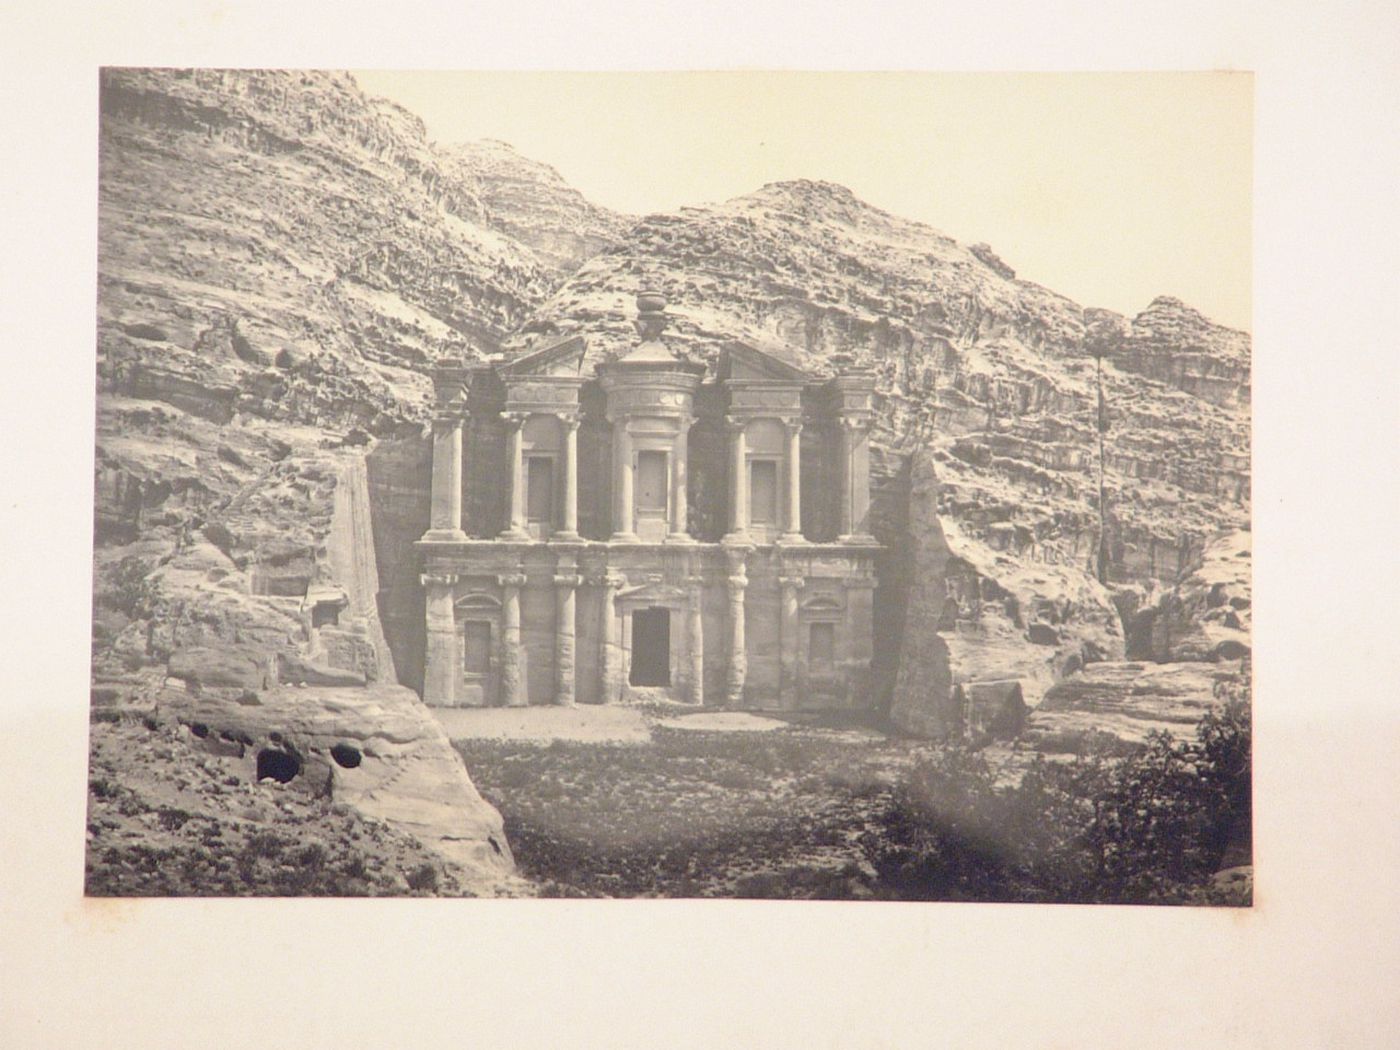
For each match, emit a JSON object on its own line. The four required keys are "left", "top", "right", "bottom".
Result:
{"left": 353, "top": 71, "right": 1252, "bottom": 331}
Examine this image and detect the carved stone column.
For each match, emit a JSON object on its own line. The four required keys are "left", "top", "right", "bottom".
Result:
{"left": 667, "top": 416, "right": 693, "bottom": 542}
{"left": 599, "top": 572, "right": 625, "bottom": 702}
{"left": 837, "top": 417, "right": 855, "bottom": 539}
{"left": 726, "top": 416, "right": 749, "bottom": 539}
{"left": 498, "top": 571, "right": 526, "bottom": 706}
{"left": 558, "top": 415, "right": 580, "bottom": 540}
{"left": 836, "top": 414, "right": 875, "bottom": 542}
{"left": 779, "top": 574, "right": 805, "bottom": 709}
{"left": 781, "top": 418, "right": 804, "bottom": 542}
{"left": 850, "top": 418, "right": 872, "bottom": 540}
{"left": 725, "top": 548, "right": 749, "bottom": 706}
{"left": 426, "top": 415, "right": 466, "bottom": 541}
{"left": 501, "top": 412, "right": 530, "bottom": 540}
{"left": 612, "top": 422, "right": 637, "bottom": 541}
{"left": 421, "top": 571, "right": 458, "bottom": 706}
{"left": 686, "top": 575, "right": 705, "bottom": 704}
{"left": 554, "top": 573, "right": 579, "bottom": 706}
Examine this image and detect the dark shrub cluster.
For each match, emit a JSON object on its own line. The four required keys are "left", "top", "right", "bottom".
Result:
{"left": 866, "top": 697, "right": 1252, "bottom": 904}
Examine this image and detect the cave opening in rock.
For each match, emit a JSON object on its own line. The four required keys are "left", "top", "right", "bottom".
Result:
{"left": 256, "top": 747, "right": 301, "bottom": 783}
{"left": 330, "top": 743, "right": 362, "bottom": 769}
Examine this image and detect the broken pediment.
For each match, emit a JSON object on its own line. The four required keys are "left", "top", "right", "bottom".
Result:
{"left": 498, "top": 335, "right": 588, "bottom": 378}
{"left": 716, "top": 340, "right": 811, "bottom": 383}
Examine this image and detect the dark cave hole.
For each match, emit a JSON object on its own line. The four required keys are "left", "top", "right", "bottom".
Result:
{"left": 256, "top": 748, "right": 301, "bottom": 783}
{"left": 330, "top": 743, "right": 362, "bottom": 769}
{"left": 189, "top": 722, "right": 209, "bottom": 738}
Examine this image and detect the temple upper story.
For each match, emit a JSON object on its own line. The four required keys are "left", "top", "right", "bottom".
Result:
{"left": 420, "top": 290, "right": 878, "bottom": 550}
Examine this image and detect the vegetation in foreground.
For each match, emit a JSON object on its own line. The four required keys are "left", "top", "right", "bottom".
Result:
{"left": 456, "top": 700, "right": 1251, "bottom": 904}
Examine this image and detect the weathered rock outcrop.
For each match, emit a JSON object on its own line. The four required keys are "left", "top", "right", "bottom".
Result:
{"left": 160, "top": 681, "right": 515, "bottom": 881}
{"left": 1017, "top": 529, "right": 1251, "bottom": 754}
{"left": 89, "top": 450, "right": 517, "bottom": 893}
{"left": 890, "top": 449, "right": 1123, "bottom": 738}
{"left": 439, "top": 139, "right": 631, "bottom": 273}
{"left": 1124, "top": 529, "right": 1252, "bottom": 663}
{"left": 1022, "top": 660, "right": 1241, "bottom": 754}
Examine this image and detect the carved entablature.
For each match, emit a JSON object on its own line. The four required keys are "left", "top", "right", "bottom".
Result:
{"left": 600, "top": 375, "right": 700, "bottom": 420}
{"left": 499, "top": 336, "right": 587, "bottom": 418}
{"left": 455, "top": 591, "right": 502, "bottom": 612}
{"left": 431, "top": 358, "right": 469, "bottom": 412}
{"left": 801, "top": 592, "right": 845, "bottom": 615}
{"left": 825, "top": 371, "right": 877, "bottom": 418}
{"left": 616, "top": 580, "right": 689, "bottom": 610}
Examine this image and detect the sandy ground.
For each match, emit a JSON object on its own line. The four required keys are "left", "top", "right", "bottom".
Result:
{"left": 432, "top": 705, "right": 653, "bottom": 744}
{"left": 655, "top": 711, "right": 788, "bottom": 733}
{"left": 432, "top": 705, "right": 898, "bottom": 744}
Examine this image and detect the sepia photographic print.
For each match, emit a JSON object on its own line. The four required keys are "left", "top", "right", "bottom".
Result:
{"left": 86, "top": 69, "right": 1253, "bottom": 903}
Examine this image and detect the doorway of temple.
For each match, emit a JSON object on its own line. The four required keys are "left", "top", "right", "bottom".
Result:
{"left": 630, "top": 607, "right": 671, "bottom": 686}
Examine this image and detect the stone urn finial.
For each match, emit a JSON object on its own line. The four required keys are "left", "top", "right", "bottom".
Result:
{"left": 635, "top": 288, "right": 668, "bottom": 341}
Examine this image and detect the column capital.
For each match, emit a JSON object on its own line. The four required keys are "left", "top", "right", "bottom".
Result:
{"left": 781, "top": 416, "right": 804, "bottom": 434}
{"left": 420, "top": 571, "right": 458, "bottom": 588}
{"left": 557, "top": 412, "right": 581, "bottom": 430}
{"left": 779, "top": 575, "right": 807, "bottom": 591}
{"left": 839, "top": 413, "right": 873, "bottom": 431}
{"left": 502, "top": 410, "right": 529, "bottom": 429}
{"left": 724, "top": 415, "right": 748, "bottom": 434}
{"left": 497, "top": 572, "right": 528, "bottom": 588}
{"left": 553, "top": 573, "right": 582, "bottom": 589}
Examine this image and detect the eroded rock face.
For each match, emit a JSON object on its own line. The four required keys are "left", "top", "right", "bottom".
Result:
{"left": 1022, "top": 660, "right": 1243, "bottom": 754}
{"left": 1126, "top": 529, "right": 1252, "bottom": 663}
{"left": 890, "top": 450, "right": 1124, "bottom": 738}
{"left": 161, "top": 682, "right": 515, "bottom": 882}
{"left": 1016, "top": 531, "right": 1252, "bottom": 755}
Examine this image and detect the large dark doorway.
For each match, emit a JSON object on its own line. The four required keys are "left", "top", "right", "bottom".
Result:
{"left": 630, "top": 607, "right": 671, "bottom": 686}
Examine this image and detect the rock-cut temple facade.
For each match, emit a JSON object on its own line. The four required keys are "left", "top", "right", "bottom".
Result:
{"left": 416, "top": 292, "right": 881, "bottom": 710}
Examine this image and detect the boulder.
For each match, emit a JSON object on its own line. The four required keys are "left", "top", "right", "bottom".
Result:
{"left": 276, "top": 651, "right": 367, "bottom": 687}
{"left": 164, "top": 682, "right": 517, "bottom": 885}
{"left": 167, "top": 646, "right": 271, "bottom": 692}
{"left": 954, "top": 679, "right": 1028, "bottom": 741}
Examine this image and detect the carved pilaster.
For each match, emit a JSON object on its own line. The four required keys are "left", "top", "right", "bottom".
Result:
{"left": 781, "top": 417, "right": 805, "bottom": 543}
{"left": 558, "top": 414, "right": 581, "bottom": 540}
{"left": 837, "top": 414, "right": 874, "bottom": 542}
{"left": 725, "top": 416, "right": 749, "bottom": 539}
{"left": 686, "top": 575, "right": 705, "bottom": 705}
{"left": 725, "top": 549, "right": 748, "bottom": 706}
{"left": 553, "top": 573, "right": 580, "bottom": 706}
{"left": 500, "top": 412, "right": 530, "bottom": 540}
{"left": 612, "top": 421, "right": 638, "bottom": 541}
{"left": 666, "top": 415, "right": 695, "bottom": 543}
{"left": 425, "top": 415, "right": 467, "bottom": 541}
{"left": 599, "top": 572, "right": 626, "bottom": 703}
{"left": 779, "top": 575, "right": 805, "bottom": 710}
{"left": 498, "top": 570, "right": 527, "bottom": 706}
{"left": 421, "top": 571, "right": 459, "bottom": 706}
